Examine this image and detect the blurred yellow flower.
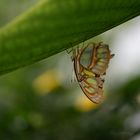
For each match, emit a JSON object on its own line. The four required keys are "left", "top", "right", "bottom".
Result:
{"left": 74, "top": 93, "right": 100, "bottom": 112}
{"left": 33, "top": 70, "right": 60, "bottom": 95}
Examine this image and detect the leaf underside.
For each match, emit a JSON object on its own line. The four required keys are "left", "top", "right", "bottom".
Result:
{"left": 0, "top": 0, "right": 140, "bottom": 75}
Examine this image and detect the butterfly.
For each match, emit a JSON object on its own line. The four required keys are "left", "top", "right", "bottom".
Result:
{"left": 69, "top": 42, "right": 114, "bottom": 104}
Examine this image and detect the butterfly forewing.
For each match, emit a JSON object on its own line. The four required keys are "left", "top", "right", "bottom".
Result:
{"left": 80, "top": 44, "right": 94, "bottom": 68}
{"left": 91, "top": 44, "right": 113, "bottom": 75}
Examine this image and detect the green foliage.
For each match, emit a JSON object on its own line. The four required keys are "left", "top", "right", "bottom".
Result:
{"left": 0, "top": 0, "right": 140, "bottom": 75}
{"left": 0, "top": 63, "right": 140, "bottom": 140}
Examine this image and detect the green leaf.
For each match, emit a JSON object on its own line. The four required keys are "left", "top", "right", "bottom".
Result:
{"left": 0, "top": 0, "right": 140, "bottom": 75}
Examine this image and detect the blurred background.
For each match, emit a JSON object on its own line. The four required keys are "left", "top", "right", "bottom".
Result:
{"left": 0, "top": 0, "right": 140, "bottom": 140}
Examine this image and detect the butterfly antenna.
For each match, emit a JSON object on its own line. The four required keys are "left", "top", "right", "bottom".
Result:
{"left": 66, "top": 42, "right": 74, "bottom": 54}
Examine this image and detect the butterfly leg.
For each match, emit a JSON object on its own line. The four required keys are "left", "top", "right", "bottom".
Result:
{"left": 66, "top": 42, "right": 74, "bottom": 54}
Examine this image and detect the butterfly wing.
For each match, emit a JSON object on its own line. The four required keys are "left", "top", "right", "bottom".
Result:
{"left": 72, "top": 42, "right": 114, "bottom": 104}
{"left": 79, "top": 75, "right": 103, "bottom": 104}
{"left": 92, "top": 43, "right": 114, "bottom": 75}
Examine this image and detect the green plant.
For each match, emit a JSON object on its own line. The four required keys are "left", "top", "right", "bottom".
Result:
{"left": 0, "top": 0, "right": 140, "bottom": 75}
